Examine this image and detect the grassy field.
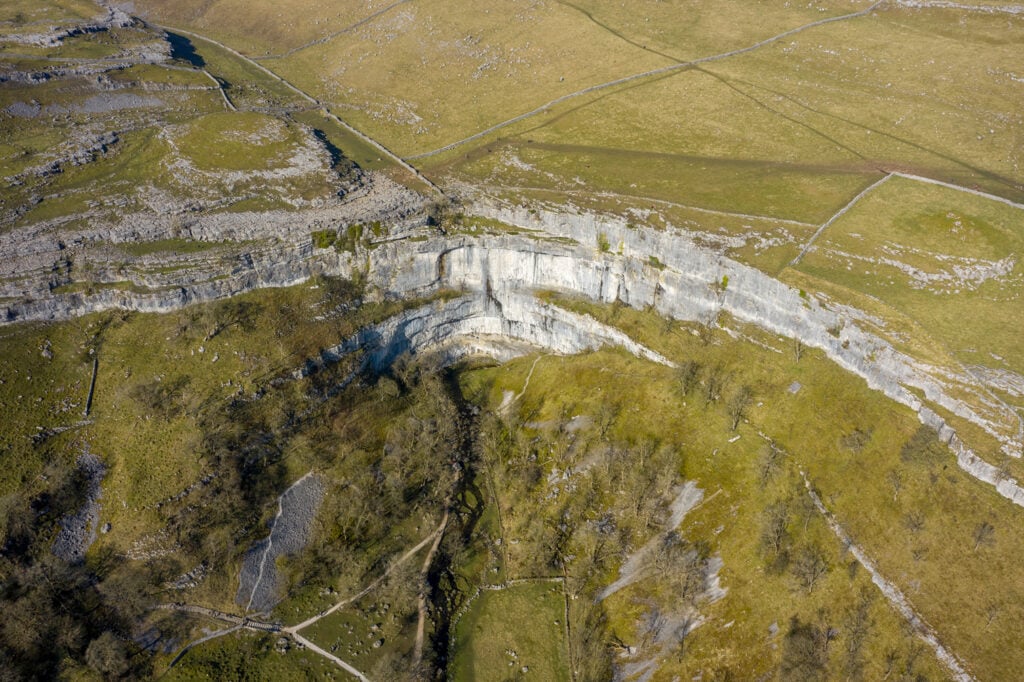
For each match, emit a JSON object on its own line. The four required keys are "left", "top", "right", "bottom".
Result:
{"left": 705, "top": 7, "right": 1024, "bottom": 203}
{"left": 791, "top": 175, "right": 1024, "bottom": 373}
{"left": 437, "top": 5, "right": 1023, "bottom": 223}
{"left": 164, "top": 630, "right": 353, "bottom": 681}
{"left": 449, "top": 581, "right": 570, "bottom": 682}
{"left": 134, "top": 0, "right": 1024, "bottom": 220}
{"left": 5, "top": 1, "right": 1024, "bottom": 679}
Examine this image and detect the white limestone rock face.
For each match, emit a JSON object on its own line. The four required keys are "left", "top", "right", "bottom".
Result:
{"left": 297, "top": 293, "right": 673, "bottom": 386}
{"left": 3, "top": 195, "right": 1020, "bottom": 506}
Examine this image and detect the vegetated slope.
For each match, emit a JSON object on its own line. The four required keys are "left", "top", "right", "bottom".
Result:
{"left": 3, "top": 1, "right": 1024, "bottom": 681}
{"left": 0, "top": 277, "right": 464, "bottom": 678}
{"left": 0, "top": 279, "right": 971, "bottom": 680}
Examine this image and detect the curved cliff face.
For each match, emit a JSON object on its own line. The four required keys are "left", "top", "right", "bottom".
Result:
{"left": 295, "top": 293, "right": 673, "bottom": 386}
{"left": 354, "top": 205, "right": 1024, "bottom": 506}
{"left": 2, "top": 196, "right": 1020, "bottom": 505}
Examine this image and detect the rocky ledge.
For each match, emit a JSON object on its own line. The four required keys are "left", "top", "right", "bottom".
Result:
{"left": 2, "top": 192, "right": 1021, "bottom": 507}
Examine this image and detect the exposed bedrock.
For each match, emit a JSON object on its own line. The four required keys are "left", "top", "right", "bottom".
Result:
{"left": 348, "top": 204, "right": 1023, "bottom": 505}
{"left": 294, "top": 292, "right": 674, "bottom": 386}
{"left": 237, "top": 473, "right": 325, "bottom": 614}
{"left": 3, "top": 197, "right": 1021, "bottom": 505}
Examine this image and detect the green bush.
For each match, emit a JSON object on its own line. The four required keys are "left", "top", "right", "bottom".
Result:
{"left": 311, "top": 230, "right": 336, "bottom": 249}
{"left": 335, "top": 223, "right": 364, "bottom": 253}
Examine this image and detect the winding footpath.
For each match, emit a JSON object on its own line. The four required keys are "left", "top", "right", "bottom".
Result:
{"left": 412, "top": 509, "right": 450, "bottom": 665}
{"left": 162, "top": 511, "right": 451, "bottom": 679}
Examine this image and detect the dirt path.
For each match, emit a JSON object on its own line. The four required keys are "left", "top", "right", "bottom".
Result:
{"left": 165, "top": 624, "right": 242, "bottom": 669}
{"left": 162, "top": 510, "right": 448, "bottom": 675}
{"left": 406, "top": 1, "right": 885, "bottom": 161}
{"left": 286, "top": 511, "right": 450, "bottom": 632}
{"left": 499, "top": 354, "right": 546, "bottom": 415}
{"left": 801, "top": 472, "right": 975, "bottom": 682}
{"left": 291, "top": 632, "right": 370, "bottom": 681}
{"left": 413, "top": 508, "right": 450, "bottom": 665}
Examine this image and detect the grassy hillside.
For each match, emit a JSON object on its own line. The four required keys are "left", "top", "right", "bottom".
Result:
{"left": 4, "top": 1, "right": 1024, "bottom": 680}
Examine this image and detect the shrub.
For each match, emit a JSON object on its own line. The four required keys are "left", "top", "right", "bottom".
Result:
{"left": 899, "top": 426, "right": 946, "bottom": 466}
{"left": 311, "top": 229, "right": 336, "bottom": 249}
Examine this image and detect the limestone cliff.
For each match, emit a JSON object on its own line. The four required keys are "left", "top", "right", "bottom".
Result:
{"left": 2, "top": 193, "right": 1021, "bottom": 506}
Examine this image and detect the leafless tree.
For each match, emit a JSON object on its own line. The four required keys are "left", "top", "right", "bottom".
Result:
{"left": 727, "top": 385, "right": 753, "bottom": 430}
{"left": 904, "top": 510, "right": 924, "bottom": 534}
{"left": 886, "top": 469, "right": 902, "bottom": 503}
{"left": 791, "top": 545, "right": 829, "bottom": 593}
{"left": 973, "top": 521, "right": 995, "bottom": 551}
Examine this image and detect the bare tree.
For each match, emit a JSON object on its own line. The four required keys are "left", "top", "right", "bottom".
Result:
{"left": 758, "top": 443, "right": 786, "bottom": 487}
{"left": 761, "top": 501, "right": 790, "bottom": 558}
{"left": 727, "top": 385, "right": 753, "bottom": 430}
{"left": 973, "top": 521, "right": 995, "bottom": 551}
{"left": 985, "top": 600, "right": 1002, "bottom": 629}
{"left": 886, "top": 469, "right": 902, "bottom": 503}
{"left": 677, "top": 360, "right": 701, "bottom": 397}
{"left": 904, "top": 510, "right": 924, "bottom": 534}
{"left": 703, "top": 365, "right": 728, "bottom": 405}
{"left": 791, "top": 545, "right": 829, "bottom": 593}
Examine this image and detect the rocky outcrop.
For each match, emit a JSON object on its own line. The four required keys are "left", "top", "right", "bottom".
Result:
{"left": 295, "top": 292, "right": 673, "bottom": 387}
{"left": 0, "top": 6, "right": 135, "bottom": 48}
{"left": 4, "top": 194, "right": 1021, "bottom": 506}
{"left": 0, "top": 173, "right": 428, "bottom": 321}
{"left": 52, "top": 451, "right": 106, "bottom": 563}
{"left": 237, "top": 473, "right": 325, "bottom": 614}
